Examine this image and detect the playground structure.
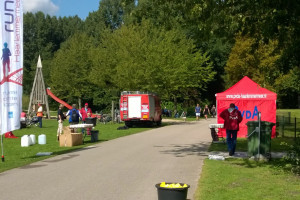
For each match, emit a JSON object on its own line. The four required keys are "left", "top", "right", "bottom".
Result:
{"left": 26, "top": 56, "right": 116, "bottom": 121}
{"left": 27, "top": 55, "right": 50, "bottom": 119}
{"left": 27, "top": 56, "right": 73, "bottom": 119}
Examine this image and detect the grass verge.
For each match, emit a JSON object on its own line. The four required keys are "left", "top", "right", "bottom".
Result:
{"left": 195, "top": 159, "right": 300, "bottom": 200}
{"left": 0, "top": 119, "right": 153, "bottom": 173}
{"left": 208, "top": 137, "right": 295, "bottom": 152}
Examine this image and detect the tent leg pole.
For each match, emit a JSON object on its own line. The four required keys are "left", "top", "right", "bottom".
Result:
{"left": 258, "top": 112, "right": 261, "bottom": 160}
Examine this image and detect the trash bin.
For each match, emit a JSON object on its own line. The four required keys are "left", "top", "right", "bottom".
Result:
{"left": 155, "top": 183, "right": 190, "bottom": 200}
{"left": 246, "top": 121, "right": 275, "bottom": 157}
{"left": 91, "top": 130, "right": 99, "bottom": 142}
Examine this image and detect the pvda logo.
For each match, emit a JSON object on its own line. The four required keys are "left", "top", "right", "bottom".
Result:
{"left": 236, "top": 106, "right": 258, "bottom": 120}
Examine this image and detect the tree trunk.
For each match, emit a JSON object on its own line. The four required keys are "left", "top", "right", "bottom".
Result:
{"left": 78, "top": 98, "right": 82, "bottom": 110}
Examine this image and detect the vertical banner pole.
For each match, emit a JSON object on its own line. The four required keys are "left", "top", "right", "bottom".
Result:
{"left": 1, "top": 134, "right": 4, "bottom": 162}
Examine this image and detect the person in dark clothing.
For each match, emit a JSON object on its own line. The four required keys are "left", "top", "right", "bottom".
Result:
{"left": 203, "top": 105, "right": 210, "bottom": 120}
{"left": 57, "top": 104, "right": 65, "bottom": 141}
{"left": 220, "top": 103, "right": 243, "bottom": 156}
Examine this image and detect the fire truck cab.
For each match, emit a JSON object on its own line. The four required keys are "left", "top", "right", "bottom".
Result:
{"left": 120, "top": 91, "right": 162, "bottom": 127}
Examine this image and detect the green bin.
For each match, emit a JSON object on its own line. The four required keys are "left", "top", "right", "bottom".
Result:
{"left": 246, "top": 121, "right": 275, "bottom": 157}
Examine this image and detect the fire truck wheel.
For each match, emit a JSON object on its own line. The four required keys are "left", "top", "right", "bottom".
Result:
{"left": 125, "top": 121, "right": 133, "bottom": 127}
{"left": 156, "top": 120, "right": 162, "bottom": 126}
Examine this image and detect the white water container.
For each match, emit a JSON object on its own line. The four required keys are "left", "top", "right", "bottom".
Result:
{"left": 28, "top": 136, "right": 33, "bottom": 145}
{"left": 38, "top": 134, "right": 46, "bottom": 145}
{"left": 21, "top": 135, "right": 30, "bottom": 147}
{"left": 29, "top": 134, "right": 36, "bottom": 145}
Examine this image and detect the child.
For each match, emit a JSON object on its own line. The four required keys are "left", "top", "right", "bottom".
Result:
{"left": 86, "top": 112, "right": 92, "bottom": 135}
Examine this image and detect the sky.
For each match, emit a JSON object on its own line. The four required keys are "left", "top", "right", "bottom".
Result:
{"left": 23, "top": 0, "right": 100, "bottom": 20}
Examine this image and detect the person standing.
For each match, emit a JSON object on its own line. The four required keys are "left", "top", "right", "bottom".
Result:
{"left": 36, "top": 104, "right": 43, "bottom": 128}
{"left": 80, "top": 103, "right": 92, "bottom": 133}
{"left": 57, "top": 104, "right": 65, "bottom": 141}
{"left": 211, "top": 105, "right": 216, "bottom": 118}
{"left": 66, "top": 104, "right": 82, "bottom": 125}
{"left": 203, "top": 105, "right": 210, "bottom": 120}
{"left": 66, "top": 104, "right": 82, "bottom": 133}
{"left": 220, "top": 103, "right": 243, "bottom": 156}
{"left": 195, "top": 104, "right": 201, "bottom": 121}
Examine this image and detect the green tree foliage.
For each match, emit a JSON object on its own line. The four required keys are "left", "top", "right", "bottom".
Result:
{"left": 95, "top": 0, "right": 135, "bottom": 30}
{"left": 50, "top": 33, "right": 96, "bottom": 106}
{"left": 130, "top": 1, "right": 237, "bottom": 103}
{"left": 275, "top": 67, "right": 300, "bottom": 108}
{"left": 23, "top": 12, "right": 83, "bottom": 95}
{"left": 22, "top": 0, "right": 300, "bottom": 109}
{"left": 90, "top": 20, "right": 215, "bottom": 105}
{"left": 224, "top": 0, "right": 300, "bottom": 107}
{"left": 225, "top": 33, "right": 281, "bottom": 90}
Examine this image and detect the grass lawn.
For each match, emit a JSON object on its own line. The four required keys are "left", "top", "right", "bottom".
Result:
{"left": 277, "top": 109, "right": 300, "bottom": 118}
{"left": 0, "top": 119, "right": 153, "bottom": 173}
{"left": 196, "top": 109, "right": 300, "bottom": 200}
{"left": 195, "top": 159, "right": 300, "bottom": 200}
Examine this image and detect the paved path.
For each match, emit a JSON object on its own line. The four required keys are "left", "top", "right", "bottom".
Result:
{"left": 0, "top": 118, "right": 215, "bottom": 200}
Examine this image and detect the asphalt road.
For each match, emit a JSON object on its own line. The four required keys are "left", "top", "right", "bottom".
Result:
{"left": 0, "top": 118, "right": 214, "bottom": 200}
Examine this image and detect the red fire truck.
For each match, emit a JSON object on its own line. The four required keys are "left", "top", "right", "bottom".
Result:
{"left": 120, "top": 91, "right": 162, "bottom": 127}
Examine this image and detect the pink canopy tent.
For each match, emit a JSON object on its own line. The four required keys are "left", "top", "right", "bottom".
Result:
{"left": 216, "top": 76, "right": 277, "bottom": 138}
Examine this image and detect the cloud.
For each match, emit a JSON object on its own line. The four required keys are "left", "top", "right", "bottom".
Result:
{"left": 23, "top": 0, "right": 59, "bottom": 16}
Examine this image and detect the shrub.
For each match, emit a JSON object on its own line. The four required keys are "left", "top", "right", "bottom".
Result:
{"left": 283, "top": 137, "right": 300, "bottom": 175}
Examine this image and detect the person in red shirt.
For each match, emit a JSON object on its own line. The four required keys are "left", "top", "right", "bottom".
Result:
{"left": 220, "top": 103, "right": 243, "bottom": 156}
{"left": 80, "top": 103, "right": 92, "bottom": 133}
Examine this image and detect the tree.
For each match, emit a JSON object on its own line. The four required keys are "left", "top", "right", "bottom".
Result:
{"left": 275, "top": 67, "right": 300, "bottom": 108}
{"left": 23, "top": 12, "right": 84, "bottom": 95}
{"left": 50, "top": 33, "right": 96, "bottom": 107}
{"left": 224, "top": 0, "right": 300, "bottom": 107}
{"left": 225, "top": 33, "right": 281, "bottom": 91}
{"left": 90, "top": 20, "right": 215, "bottom": 107}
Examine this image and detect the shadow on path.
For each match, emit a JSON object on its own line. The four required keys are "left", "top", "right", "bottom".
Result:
{"left": 155, "top": 142, "right": 210, "bottom": 157}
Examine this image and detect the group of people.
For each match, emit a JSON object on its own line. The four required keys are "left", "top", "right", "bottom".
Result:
{"left": 56, "top": 103, "right": 92, "bottom": 140}
{"left": 194, "top": 104, "right": 216, "bottom": 120}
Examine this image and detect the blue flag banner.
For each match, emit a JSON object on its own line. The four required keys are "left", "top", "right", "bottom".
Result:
{"left": 0, "top": 0, "right": 23, "bottom": 134}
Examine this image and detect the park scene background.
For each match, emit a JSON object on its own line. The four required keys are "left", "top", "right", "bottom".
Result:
{"left": 21, "top": 0, "right": 299, "bottom": 113}
{"left": 1, "top": 1, "right": 300, "bottom": 200}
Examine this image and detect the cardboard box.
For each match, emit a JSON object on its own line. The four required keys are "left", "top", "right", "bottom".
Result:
{"left": 59, "top": 126, "right": 83, "bottom": 147}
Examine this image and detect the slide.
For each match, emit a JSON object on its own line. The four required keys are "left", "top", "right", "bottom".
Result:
{"left": 46, "top": 88, "right": 72, "bottom": 110}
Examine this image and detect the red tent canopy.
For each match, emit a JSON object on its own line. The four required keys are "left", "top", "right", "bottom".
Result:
{"left": 216, "top": 76, "right": 277, "bottom": 137}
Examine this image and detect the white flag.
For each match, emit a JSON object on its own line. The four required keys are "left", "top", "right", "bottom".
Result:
{"left": 0, "top": 0, "right": 23, "bottom": 134}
